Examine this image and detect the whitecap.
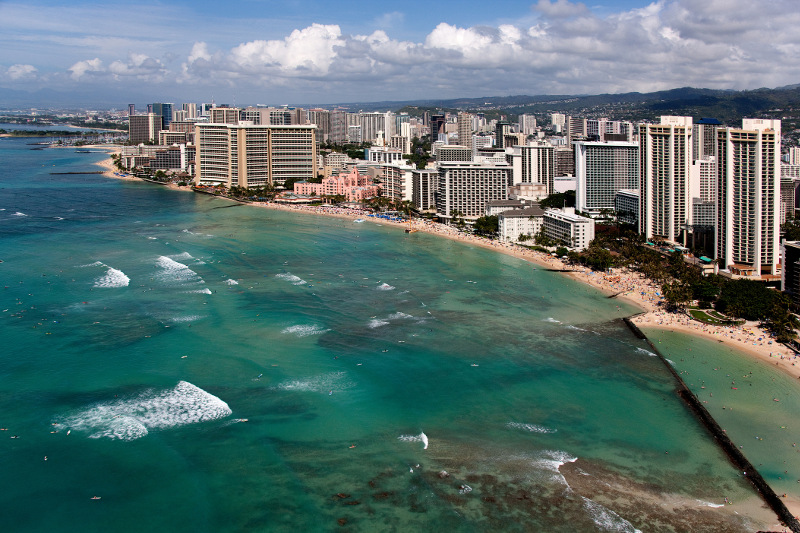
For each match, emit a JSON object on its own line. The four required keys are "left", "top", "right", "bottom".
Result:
{"left": 544, "top": 317, "right": 561, "bottom": 323}
{"left": 54, "top": 216, "right": 64, "bottom": 221}
{"left": 529, "top": 449, "right": 578, "bottom": 487}
{"left": 581, "top": 496, "right": 642, "bottom": 533}
{"left": 275, "top": 273, "right": 306, "bottom": 285}
{"left": 12, "top": 212, "right": 27, "bottom": 217}
{"left": 388, "top": 312, "right": 413, "bottom": 320}
{"left": 282, "top": 324, "right": 330, "bottom": 337}
{"left": 94, "top": 267, "right": 130, "bottom": 288}
{"left": 368, "top": 319, "right": 390, "bottom": 329}
{"left": 80, "top": 261, "right": 104, "bottom": 268}
{"left": 695, "top": 499, "right": 724, "bottom": 508}
{"left": 224, "top": 279, "right": 239, "bottom": 285}
{"left": 55, "top": 381, "right": 231, "bottom": 441}
{"left": 155, "top": 256, "right": 203, "bottom": 285}
{"left": 397, "top": 431, "right": 428, "bottom": 450}
{"left": 272, "top": 371, "right": 353, "bottom": 393}
{"left": 170, "top": 315, "right": 204, "bottom": 323}
{"left": 172, "top": 252, "right": 194, "bottom": 260}
{"left": 188, "top": 288, "right": 212, "bottom": 294}
{"left": 507, "top": 422, "right": 557, "bottom": 434}
{"left": 376, "top": 282, "right": 395, "bottom": 291}
{"left": 636, "top": 347, "right": 657, "bottom": 357}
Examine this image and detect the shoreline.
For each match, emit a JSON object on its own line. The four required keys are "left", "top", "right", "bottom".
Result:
{"left": 87, "top": 154, "right": 799, "bottom": 378}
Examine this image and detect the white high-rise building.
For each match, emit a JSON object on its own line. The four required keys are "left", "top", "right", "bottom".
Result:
{"left": 639, "top": 116, "right": 693, "bottom": 243}
{"left": 716, "top": 119, "right": 781, "bottom": 277}
{"left": 507, "top": 142, "right": 554, "bottom": 193}
{"left": 788, "top": 146, "right": 800, "bottom": 165}
{"left": 551, "top": 113, "right": 566, "bottom": 133}
{"left": 518, "top": 114, "right": 537, "bottom": 136}
{"left": 574, "top": 141, "right": 639, "bottom": 216}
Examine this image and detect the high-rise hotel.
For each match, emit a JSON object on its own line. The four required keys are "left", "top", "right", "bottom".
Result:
{"left": 716, "top": 119, "right": 781, "bottom": 277}
{"left": 638, "top": 116, "right": 693, "bottom": 244}
{"left": 195, "top": 122, "right": 317, "bottom": 188}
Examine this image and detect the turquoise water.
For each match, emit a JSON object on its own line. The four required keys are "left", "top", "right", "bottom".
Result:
{"left": 648, "top": 329, "right": 800, "bottom": 498}
{"left": 0, "top": 136, "right": 784, "bottom": 531}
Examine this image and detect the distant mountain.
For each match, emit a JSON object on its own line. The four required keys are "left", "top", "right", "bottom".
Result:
{"left": 310, "top": 85, "right": 800, "bottom": 125}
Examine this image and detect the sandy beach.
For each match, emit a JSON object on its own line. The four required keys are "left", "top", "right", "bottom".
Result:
{"left": 87, "top": 155, "right": 799, "bottom": 380}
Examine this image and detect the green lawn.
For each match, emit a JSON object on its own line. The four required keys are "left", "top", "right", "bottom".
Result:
{"left": 688, "top": 308, "right": 745, "bottom": 326}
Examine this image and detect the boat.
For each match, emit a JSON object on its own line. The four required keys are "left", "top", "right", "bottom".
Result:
{"left": 90, "top": 496, "right": 101, "bottom": 500}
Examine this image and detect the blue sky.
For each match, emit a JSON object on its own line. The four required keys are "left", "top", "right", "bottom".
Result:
{"left": 1, "top": 0, "right": 798, "bottom": 108}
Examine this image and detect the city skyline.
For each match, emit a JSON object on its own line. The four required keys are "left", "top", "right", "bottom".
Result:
{"left": 2, "top": 0, "right": 799, "bottom": 107}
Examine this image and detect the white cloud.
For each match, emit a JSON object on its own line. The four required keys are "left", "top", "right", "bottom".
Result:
{"left": 6, "top": 64, "right": 37, "bottom": 80}
{"left": 68, "top": 58, "right": 103, "bottom": 80}
{"left": 8, "top": 0, "right": 800, "bottom": 102}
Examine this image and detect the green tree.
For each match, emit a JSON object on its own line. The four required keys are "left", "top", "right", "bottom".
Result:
{"left": 473, "top": 215, "right": 498, "bottom": 236}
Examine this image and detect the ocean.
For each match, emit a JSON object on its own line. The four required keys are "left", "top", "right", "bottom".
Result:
{"left": 0, "top": 129, "right": 793, "bottom": 531}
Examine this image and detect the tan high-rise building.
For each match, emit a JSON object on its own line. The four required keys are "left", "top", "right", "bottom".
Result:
{"left": 195, "top": 123, "right": 317, "bottom": 188}
{"left": 457, "top": 112, "right": 473, "bottom": 147}
{"left": 716, "top": 119, "right": 781, "bottom": 277}
{"left": 639, "top": 116, "right": 693, "bottom": 243}
{"left": 128, "top": 113, "right": 160, "bottom": 144}
{"left": 209, "top": 107, "right": 240, "bottom": 125}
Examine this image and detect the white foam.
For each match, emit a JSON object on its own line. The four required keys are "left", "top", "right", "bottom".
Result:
{"left": 272, "top": 371, "right": 354, "bottom": 393}
{"left": 276, "top": 273, "right": 306, "bottom": 285}
{"left": 170, "top": 315, "right": 204, "bottom": 323}
{"left": 695, "top": 499, "right": 724, "bottom": 508}
{"left": 636, "top": 347, "right": 657, "bottom": 357}
{"left": 388, "top": 312, "right": 413, "bottom": 320}
{"left": 155, "top": 256, "right": 203, "bottom": 285}
{"left": 189, "top": 288, "right": 212, "bottom": 294}
{"left": 55, "top": 381, "right": 231, "bottom": 441}
{"left": 507, "top": 422, "right": 557, "bottom": 434}
{"left": 458, "top": 484, "right": 472, "bottom": 494}
{"left": 282, "top": 324, "right": 330, "bottom": 337}
{"left": 529, "top": 449, "right": 578, "bottom": 487}
{"left": 12, "top": 211, "right": 27, "bottom": 217}
{"left": 566, "top": 325, "right": 586, "bottom": 331}
{"left": 54, "top": 216, "right": 64, "bottom": 220}
{"left": 544, "top": 317, "right": 561, "bottom": 323}
{"left": 172, "top": 252, "right": 194, "bottom": 260}
{"left": 377, "top": 282, "right": 395, "bottom": 291}
{"left": 80, "top": 261, "right": 104, "bottom": 268}
{"left": 581, "top": 496, "right": 642, "bottom": 533}
{"left": 224, "top": 279, "right": 239, "bottom": 285}
{"left": 398, "top": 431, "right": 428, "bottom": 450}
{"left": 94, "top": 267, "right": 130, "bottom": 288}
{"left": 368, "top": 319, "right": 390, "bottom": 329}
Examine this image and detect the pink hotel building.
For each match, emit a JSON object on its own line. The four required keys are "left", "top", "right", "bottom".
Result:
{"left": 294, "top": 168, "right": 381, "bottom": 202}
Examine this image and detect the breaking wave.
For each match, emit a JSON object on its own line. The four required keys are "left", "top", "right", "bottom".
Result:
{"left": 54, "top": 381, "right": 231, "bottom": 441}
{"left": 94, "top": 267, "right": 130, "bottom": 288}
{"left": 276, "top": 273, "right": 306, "bottom": 285}
{"left": 377, "top": 282, "right": 395, "bottom": 291}
{"left": 506, "top": 422, "right": 557, "bottom": 434}
{"left": 397, "top": 431, "right": 428, "bottom": 450}
{"left": 281, "top": 324, "right": 330, "bottom": 337}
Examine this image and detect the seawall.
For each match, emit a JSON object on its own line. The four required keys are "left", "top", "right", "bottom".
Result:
{"left": 623, "top": 317, "right": 800, "bottom": 532}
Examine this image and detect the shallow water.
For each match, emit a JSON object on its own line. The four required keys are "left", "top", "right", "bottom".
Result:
{"left": 0, "top": 135, "right": 785, "bottom": 531}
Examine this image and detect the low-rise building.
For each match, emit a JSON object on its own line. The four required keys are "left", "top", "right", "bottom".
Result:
{"left": 293, "top": 168, "right": 380, "bottom": 202}
{"left": 498, "top": 205, "right": 545, "bottom": 243}
{"left": 543, "top": 208, "right": 595, "bottom": 250}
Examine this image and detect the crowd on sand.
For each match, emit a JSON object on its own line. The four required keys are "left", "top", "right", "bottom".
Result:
{"left": 92, "top": 147, "right": 800, "bottom": 381}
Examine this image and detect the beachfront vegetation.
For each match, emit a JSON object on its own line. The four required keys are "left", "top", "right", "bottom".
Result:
{"left": 538, "top": 190, "right": 576, "bottom": 209}
{"left": 472, "top": 215, "right": 498, "bottom": 236}
{"left": 570, "top": 226, "right": 798, "bottom": 341}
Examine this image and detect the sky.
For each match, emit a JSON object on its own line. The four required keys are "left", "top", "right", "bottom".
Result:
{"left": 1, "top": 0, "right": 799, "bottom": 108}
